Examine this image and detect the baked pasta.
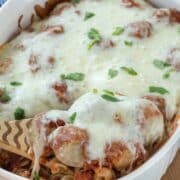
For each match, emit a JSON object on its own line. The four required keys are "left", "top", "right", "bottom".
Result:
{"left": 0, "top": 0, "right": 179, "bottom": 179}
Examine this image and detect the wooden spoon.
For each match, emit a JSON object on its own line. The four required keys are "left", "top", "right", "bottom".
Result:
{"left": 0, "top": 119, "right": 33, "bottom": 160}
{"left": 0, "top": 118, "right": 74, "bottom": 176}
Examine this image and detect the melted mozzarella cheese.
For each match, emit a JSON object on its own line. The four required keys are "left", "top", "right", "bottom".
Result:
{"left": 43, "top": 110, "right": 69, "bottom": 123}
{"left": 44, "top": 92, "right": 164, "bottom": 162}
{"left": 0, "top": 0, "right": 179, "bottom": 122}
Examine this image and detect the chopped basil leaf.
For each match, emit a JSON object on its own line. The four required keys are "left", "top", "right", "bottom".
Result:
{"left": 153, "top": 59, "right": 170, "bottom": 70}
{"left": 10, "top": 81, "right": 22, "bottom": 86}
{"left": 87, "top": 28, "right": 101, "bottom": 49}
{"left": 149, "top": 86, "right": 169, "bottom": 95}
{"left": 33, "top": 171, "right": 40, "bottom": 180}
{"left": 61, "top": 72, "right": 85, "bottom": 81}
{"left": 93, "top": 88, "right": 98, "bottom": 94}
{"left": 163, "top": 68, "right": 175, "bottom": 79}
{"left": 103, "top": 89, "right": 114, "bottom": 96}
{"left": 88, "top": 28, "right": 101, "bottom": 41}
{"left": 72, "top": 0, "right": 80, "bottom": 3}
{"left": 14, "top": 107, "right": 25, "bottom": 120}
{"left": 101, "top": 94, "right": 120, "bottom": 102}
{"left": 69, "top": 112, "right": 77, "bottom": 123}
{"left": 0, "top": 90, "right": 11, "bottom": 103}
{"left": 84, "top": 12, "right": 95, "bottom": 21}
{"left": 108, "top": 68, "right": 118, "bottom": 79}
{"left": 112, "top": 27, "right": 124, "bottom": 36}
{"left": 120, "top": 66, "right": 138, "bottom": 76}
{"left": 124, "top": 40, "right": 133, "bottom": 47}
{"left": 88, "top": 39, "right": 99, "bottom": 50}
{"left": 163, "top": 72, "right": 170, "bottom": 79}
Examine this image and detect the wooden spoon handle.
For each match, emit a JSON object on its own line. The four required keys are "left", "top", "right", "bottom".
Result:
{"left": 0, "top": 119, "right": 33, "bottom": 159}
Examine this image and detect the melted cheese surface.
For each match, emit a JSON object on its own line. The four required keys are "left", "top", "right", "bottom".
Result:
{"left": 0, "top": 0, "right": 179, "bottom": 121}
{"left": 68, "top": 93, "right": 163, "bottom": 161}
{"left": 41, "top": 92, "right": 164, "bottom": 162}
{"left": 0, "top": 0, "right": 179, "bottom": 171}
{"left": 0, "top": 0, "right": 180, "bottom": 124}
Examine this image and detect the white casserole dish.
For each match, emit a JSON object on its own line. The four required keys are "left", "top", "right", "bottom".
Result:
{"left": 0, "top": 0, "right": 179, "bottom": 179}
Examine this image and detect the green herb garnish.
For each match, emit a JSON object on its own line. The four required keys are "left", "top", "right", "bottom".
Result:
{"left": 10, "top": 81, "right": 22, "bottom": 86}
{"left": 149, "top": 86, "right": 169, "bottom": 95}
{"left": 103, "top": 89, "right": 114, "bottom": 96}
{"left": 101, "top": 94, "right": 120, "bottom": 102}
{"left": 163, "top": 68, "right": 175, "bottom": 79}
{"left": 124, "top": 40, "right": 133, "bottom": 47}
{"left": 84, "top": 12, "right": 95, "bottom": 21}
{"left": 0, "top": 90, "right": 11, "bottom": 103}
{"left": 93, "top": 88, "right": 98, "bottom": 94}
{"left": 163, "top": 72, "right": 170, "bottom": 79}
{"left": 72, "top": 0, "right": 80, "bottom": 3}
{"left": 88, "top": 39, "right": 98, "bottom": 50}
{"left": 88, "top": 28, "right": 101, "bottom": 40}
{"left": 87, "top": 28, "right": 102, "bottom": 49}
{"left": 69, "top": 112, "right": 77, "bottom": 123}
{"left": 61, "top": 72, "right": 85, "bottom": 81}
{"left": 33, "top": 171, "right": 40, "bottom": 180}
{"left": 108, "top": 68, "right": 118, "bottom": 79}
{"left": 14, "top": 107, "right": 25, "bottom": 120}
{"left": 121, "top": 66, "right": 138, "bottom": 76}
{"left": 112, "top": 27, "right": 124, "bottom": 36}
{"left": 153, "top": 59, "right": 170, "bottom": 70}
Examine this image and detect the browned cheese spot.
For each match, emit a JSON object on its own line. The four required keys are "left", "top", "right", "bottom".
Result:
{"left": 167, "top": 48, "right": 180, "bottom": 71}
{"left": 53, "top": 82, "right": 68, "bottom": 103}
{"left": 28, "top": 54, "right": 40, "bottom": 73}
{"left": 0, "top": 58, "right": 12, "bottom": 74}
{"left": 121, "top": 0, "right": 140, "bottom": 8}
{"left": 126, "top": 21, "right": 153, "bottom": 38}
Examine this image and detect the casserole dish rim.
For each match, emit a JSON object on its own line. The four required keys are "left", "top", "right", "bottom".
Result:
{"left": 0, "top": 0, "right": 179, "bottom": 179}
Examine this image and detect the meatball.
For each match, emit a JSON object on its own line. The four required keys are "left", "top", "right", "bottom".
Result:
{"left": 0, "top": 58, "right": 12, "bottom": 74}
{"left": 105, "top": 142, "right": 135, "bottom": 170}
{"left": 143, "top": 95, "right": 166, "bottom": 117}
{"left": 52, "top": 82, "right": 69, "bottom": 103}
{"left": 126, "top": 21, "right": 153, "bottom": 38}
{"left": 153, "top": 9, "right": 180, "bottom": 23}
{"left": 49, "top": 126, "right": 88, "bottom": 168}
